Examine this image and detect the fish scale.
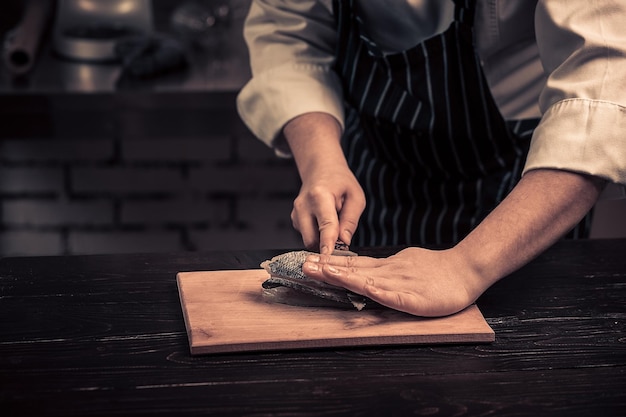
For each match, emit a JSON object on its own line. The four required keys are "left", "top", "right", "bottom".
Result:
{"left": 262, "top": 251, "right": 311, "bottom": 281}
{"left": 260, "top": 245, "right": 375, "bottom": 310}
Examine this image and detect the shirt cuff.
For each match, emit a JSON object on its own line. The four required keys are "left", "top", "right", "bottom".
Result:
{"left": 236, "top": 64, "right": 345, "bottom": 157}
{"left": 523, "top": 98, "right": 626, "bottom": 188}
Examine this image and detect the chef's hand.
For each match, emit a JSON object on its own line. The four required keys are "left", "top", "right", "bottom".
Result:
{"left": 301, "top": 169, "right": 606, "bottom": 317}
{"left": 291, "top": 163, "right": 365, "bottom": 254}
{"left": 283, "top": 112, "right": 366, "bottom": 255}
{"left": 302, "top": 247, "right": 483, "bottom": 317}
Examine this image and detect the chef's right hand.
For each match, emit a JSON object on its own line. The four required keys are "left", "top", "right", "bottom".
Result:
{"left": 282, "top": 112, "right": 366, "bottom": 255}
{"left": 291, "top": 162, "right": 365, "bottom": 254}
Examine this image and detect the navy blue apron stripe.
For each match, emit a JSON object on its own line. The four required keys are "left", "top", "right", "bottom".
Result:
{"left": 443, "top": 32, "right": 475, "bottom": 178}
{"left": 454, "top": 0, "right": 475, "bottom": 25}
{"left": 363, "top": 156, "right": 376, "bottom": 245}
{"left": 451, "top": 23, "right": 488, "bottom": 175}
{"left": 373, "top": 79, "right": 392, "bottom": 118}
{"left": 468, "top": 38, "right": 508, "bottom": 169}
{"left": 390, "top": 170, "right": 404, "bottom": 242}
{"left": 436, "top": 182, "right": 449, "bottom": 243}
{"left": 469, "top": 177, "right": 483, "bottom": 232}
{"left": 377, "top": 164, "right": 390, "bottom": 244}
{"left": 346, "top": 42, "right": 362, "bottom": 92}
{"left": 401, "top": 51, "right": 415, "bottom": 96}
{"left": 390, "top": 90, "right": 407, "bottom": 123}
{"left": 419, "top": 41, "right": 448, "bottom": 177}
{"left": 452, "top": 181, "right": 467, "bottom": 242}
{"left": 357, "top": 63, "right": 376, "bottom": 110}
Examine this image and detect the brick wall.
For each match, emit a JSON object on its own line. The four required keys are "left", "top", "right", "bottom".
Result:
{"left": 0, "top": 93, "right": 302, "bottom": 257}
{"left": 2, "top": 92, "right": 625, "bottom": 258}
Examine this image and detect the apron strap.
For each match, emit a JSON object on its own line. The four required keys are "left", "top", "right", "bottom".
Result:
{"left": 453, "top": 0, "right": 476, "bottom": 26}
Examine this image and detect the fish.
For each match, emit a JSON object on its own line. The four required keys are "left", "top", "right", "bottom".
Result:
{"left": 260, "top": 242, "right": 376, "bottom": 310}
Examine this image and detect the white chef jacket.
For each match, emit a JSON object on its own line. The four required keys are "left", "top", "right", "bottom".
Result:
{"left": 236, "top": 0, "right": 626, "bottom": 190}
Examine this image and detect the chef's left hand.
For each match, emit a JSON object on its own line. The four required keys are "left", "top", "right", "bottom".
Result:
{"left": 302, "top": 247, "right": 483, "bottom": 317}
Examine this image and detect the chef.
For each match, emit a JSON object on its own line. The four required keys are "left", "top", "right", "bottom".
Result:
{"left": 236, "top": 0, "right": 626, "bottom": 316}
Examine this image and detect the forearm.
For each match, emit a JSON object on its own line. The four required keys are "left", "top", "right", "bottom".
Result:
{"left": 283, "top": 112, "right": 366, "bottom": 251}
{"left": 282, "top": 112, "right": 347, "bottom": 181}
{"left": 455, "top": 169, "right": 606, "bottom": 294}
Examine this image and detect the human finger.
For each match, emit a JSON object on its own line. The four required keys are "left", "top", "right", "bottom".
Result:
{"left": 337, "top": 191, "right": 365, "bottom": 247}
{"left": 313, "top": 195, "right": 341, "bottom": 255}
{"left": 318, "top": 227, "right": 339, "bottom": 255}
{"left": 302, "top": 254, "right": 384, "bottom": 282}
{"left": 324, "top": 253, "right": 384, "bottom": 267}
{"left": 303, "top": 261, "right": 430, "bottom": 316}
{"left": 302, "top": 259, "right": 373, "bottom": 297}
{"left": 291, "top": 207, "right": 319, "bottom": 250}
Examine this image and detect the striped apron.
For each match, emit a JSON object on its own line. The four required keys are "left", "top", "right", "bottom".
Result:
{"left": 333, "top": 0, "right": 589, "bottom": 247}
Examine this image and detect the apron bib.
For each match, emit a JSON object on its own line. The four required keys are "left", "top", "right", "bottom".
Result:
{"left": 333, "top": 0, "right": 589, "bottom": 246}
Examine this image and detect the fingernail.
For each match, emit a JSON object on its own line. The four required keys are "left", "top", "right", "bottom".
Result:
{"left": 305, "top": 262, "right": 319, "bottom": 272}
{"left": 308, "top": 255, "right": 320, "bottom": 263}
{"left": 328, "top": 265, "right": 339, "bottom": 274}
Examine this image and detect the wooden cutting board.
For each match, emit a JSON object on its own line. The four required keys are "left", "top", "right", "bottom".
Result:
{"left": 177, "top": 269, "right": 494, "bottom": 355}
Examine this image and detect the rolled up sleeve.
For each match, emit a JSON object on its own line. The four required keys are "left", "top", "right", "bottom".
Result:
{"left": 236, "top": 0, "right": 344, "bottom": 156}
{"left": 524, "top": 0, "right": 626, "bottom": 187}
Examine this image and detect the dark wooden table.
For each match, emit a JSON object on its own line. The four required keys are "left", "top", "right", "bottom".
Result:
{"left": 1, "top": 239, "right": 625, "bottom": 416}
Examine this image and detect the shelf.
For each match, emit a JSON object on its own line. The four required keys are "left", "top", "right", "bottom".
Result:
{"left": 0, "top": 0, "right": 251, "bottom": 96}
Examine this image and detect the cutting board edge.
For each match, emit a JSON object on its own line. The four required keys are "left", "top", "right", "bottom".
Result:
{"left": 189, "top": 330, "right": 495, "bottom": 355}
{"left": 176, "top": 273, "right": 195, "bottom": 354}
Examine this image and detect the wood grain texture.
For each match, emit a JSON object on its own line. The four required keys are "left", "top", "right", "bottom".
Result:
{"left": 177, "top": 269, "right": 494, "bottom": 354}
{"left": 0, "top": 240, "right": 625, "bottom": 416}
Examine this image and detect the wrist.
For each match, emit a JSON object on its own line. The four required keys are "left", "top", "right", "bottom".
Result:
{"left": 445, "top": 246, "right": 490, "bottom": 304}
{"left": 450, "top": 170, "right": 605, "bottom": 299}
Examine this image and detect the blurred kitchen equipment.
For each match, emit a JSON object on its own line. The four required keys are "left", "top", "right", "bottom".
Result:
{"left": 53, "top": 0, "right": 153, "bottom": 62}
{"left": 170, "top": 1, "right": 231, "bottom": 50}
{"left": 115, "top": 34, "right": 188, "bottom": 78}
{"left": 2, "top": 0, "right": 54, "bottom": 77}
